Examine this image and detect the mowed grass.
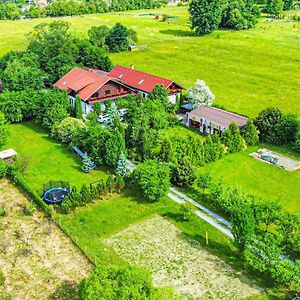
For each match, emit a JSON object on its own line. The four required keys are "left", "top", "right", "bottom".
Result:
{"left": 186, "top": 144, "right": 300, "bottom": 215}
{"left": 0, "top": 7, "right": 299, "bottom": 117}
{"left": 0, "top": 122, "right": 108, "bottom": 193}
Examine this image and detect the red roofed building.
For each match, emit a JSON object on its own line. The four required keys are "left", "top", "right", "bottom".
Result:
{"left": 53, "top": 67, "right": 135, "bottom": 114}
{"left": 107, "top": 65, "right": 183, "bottom": 104}
{"left": 186, "top": 106, "right": 248, "bottom": 135}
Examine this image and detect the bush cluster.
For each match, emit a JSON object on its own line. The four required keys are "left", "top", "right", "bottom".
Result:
{"left": 61, "top": 174, "right": 125, "bottom": 211}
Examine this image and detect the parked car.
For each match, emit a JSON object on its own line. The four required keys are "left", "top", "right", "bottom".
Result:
{"left": 118, "top": 108, "right": 127, "bottom": 117}
{"left": 97, "top": 114, "right": 109, "bottom": 123}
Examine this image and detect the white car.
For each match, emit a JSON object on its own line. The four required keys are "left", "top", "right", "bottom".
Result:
{"left": 97, "top": 114, "right": 109, "bottom": 123}
{"left": 118, "top": 108, "right": 128, "bottom": 117}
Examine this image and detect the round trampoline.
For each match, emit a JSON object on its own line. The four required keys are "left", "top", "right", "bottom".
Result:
{"left": 43, "top": 187, "right": 70, "bottom": 204}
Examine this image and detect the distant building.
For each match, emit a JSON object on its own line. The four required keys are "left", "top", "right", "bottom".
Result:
{"left": 186, "top": 106, "right": 248, "bottom": 135}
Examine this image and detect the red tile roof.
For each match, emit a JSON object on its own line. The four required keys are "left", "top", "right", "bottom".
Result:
{"left": 108, "top": 65, "right": 179, "bottom": 93}
{"left": 189, "top": 106, "right": 248, "bottom": 128}
{"left": 54, "top": 67, "right": 114, "bottom": 101}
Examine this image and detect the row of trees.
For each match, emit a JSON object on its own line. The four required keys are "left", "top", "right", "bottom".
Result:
{"left": 189, "top": 0, "right": 297, "bottom": 35}
{"left": 199, "top": 179, "right": 300, "bottom": 289}
{"left": 61, "top": 174, "right": 125, "bottom": 211}
{"left": 189, "top": 0, "right": 261, "bottom": 35}
{"left": 0, "top": 0, "right": 165, "bottom": 20}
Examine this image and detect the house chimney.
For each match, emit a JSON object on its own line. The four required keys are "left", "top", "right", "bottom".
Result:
{"left": 130, "top": 64, "right": 134, "bottom": 70}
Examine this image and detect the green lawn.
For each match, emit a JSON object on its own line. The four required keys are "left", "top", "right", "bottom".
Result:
{"left": 185, "top": 144, "right": 300, "bottom": 215}
{"left": 0, "top": 7, "right": 299, "bottom": 117}
{"left": 0, "top": 122, "right": 108, "bottom": 193}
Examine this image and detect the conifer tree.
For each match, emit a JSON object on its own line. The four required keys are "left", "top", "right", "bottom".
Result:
{"left": 75, "top": 96, "right": 83, "bottom": 119}
{"left": 221, "top": 122, "right": 246, "bottom": 153}
{"left": 240, "top": 119, "right": 259, "bottom": 146}
{"left": 82, "top": 153, "right": 94, "bottom": 173}
{"left": 115, "top": 152, "right": 130, "bottom": 177}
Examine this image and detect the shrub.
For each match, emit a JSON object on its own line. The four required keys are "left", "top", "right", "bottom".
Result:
{"left": 171, "top": 156, "right": 196, "bottom": 187}
{"left": 133, "top": 160, "right": 170, "bottom": 202}
{"left": 179, "top": 202, "right": 195, "bottom": 221}
{"left": 51, "top": 117, "right": 86, "bottom": 143}
{"left": 240, "top": 119, "right": 259, "bottom": 146}
{"left": 0, "top": 161, "right": 8, "bottom": 178}
{"left": 221, "top": 122, "right": 246, "bottom": 153}
{"left": 79, "top": 264, "right": 172, "bottom": 300}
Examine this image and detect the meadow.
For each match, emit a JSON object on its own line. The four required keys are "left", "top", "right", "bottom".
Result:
{"left": 0, "top": 6, "right": 299, "bottom": 117}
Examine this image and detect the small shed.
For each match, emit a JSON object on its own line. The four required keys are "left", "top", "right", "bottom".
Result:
{"left": 0, "top": 149, "right": 17, "bottom": 163}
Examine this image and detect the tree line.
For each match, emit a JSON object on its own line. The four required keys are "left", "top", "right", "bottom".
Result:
{"left": 0, "top": 0, "right": 165, "bottom": 20}
{"left": 189, "top": 0, "right": 297, "bottom": 35}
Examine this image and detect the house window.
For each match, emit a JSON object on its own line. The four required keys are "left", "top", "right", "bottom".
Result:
{"left": 105, "top": 90, "right": 111, "bottom": 95}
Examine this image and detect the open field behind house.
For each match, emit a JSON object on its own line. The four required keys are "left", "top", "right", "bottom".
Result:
{"left": 104, "top": 215, "right": 263, "bottom": 300}
{"left": 0, "top": 179, "right": 92, "bottom": 300}
{"left": 0, "top": 7, "right": 299, "bottom": 117}
{"left": 0, "top": 121, "right": 108, "bottom": 193}
{"left": 186, "top": 144, "right": 300, "bottom": 216}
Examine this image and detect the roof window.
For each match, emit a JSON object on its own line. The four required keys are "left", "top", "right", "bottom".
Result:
{"left": 138, "top": 79, "right": 144, "bottom": 85}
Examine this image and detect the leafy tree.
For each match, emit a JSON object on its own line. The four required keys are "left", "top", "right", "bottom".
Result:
{"left": 0, "top": 112, "right": 9, "bottom": 146}
{"left": 274, "top": 113, "right": 299, "bottom": 145}
{"left": 245, "top": 233, "right": 282, "bottom": 272}
{"left": 231, "top": 203, "right": 256, "bottom": 252}
{"left": 221, "top": 122, "right": 246, "bottom": 153}
{"left": 188, "top": 80, "right": 215, "bottom": 109}
{"left": 179, "top": 202, "right": 195, "bottom": 221}
{"left": 3, "top": 57, "right": 44, "bottom": 91}
{"left": 265, "top": 0, "right": 284, "bottom": 17}
{"left": 105, "top": 23, "right": 129, "bottom": 52}
{"left": 277, "top": 212, "right": 300, "bottom": 254}
{"left": 171, "top": 156, "right": 196, "bottom": 187}
{"left": 254, "top": 107, "right": 282, "bottom": 144}
{"left": 133, "top": 160, "right": 170, "bottom": 202}
{"left": 88, "top": 25, "right": 110, "bottom": 48}
{"left": 253, "top": 201, "right": 281, "bottom": 232}
{"left": 221, "top": 0, "right": 260, "bottom": 30}
{"left": 240, "top": 119, "right": 259, "bottom": 146}
{"left": 75, "top": 96, "right": 83, "bottom": 119}
{"left": 79, "top": 264, "right": 169, "bottom": 300}
{"left": 189, "top": 0, "right": 222, "bottom": 35}
{"left": 196, "top": 171, "right": 212, "bottom": 194}
{"left": 82, "top": 153, "right": 94, "bottom": 173}
{"left": 115, "top": 152, "right": 130, "bottom": 177}
{"left": 76, "top": 40, "right": 113, "bottom": 71}
{"left": 51, "top": 116, "right": 86, "bottom": 143}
